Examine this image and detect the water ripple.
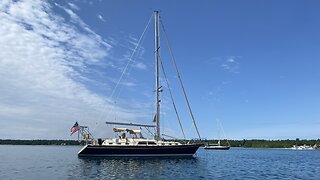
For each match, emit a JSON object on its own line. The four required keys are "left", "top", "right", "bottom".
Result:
{"left": 0, "top": 146, "right": 320, "bottom": 179}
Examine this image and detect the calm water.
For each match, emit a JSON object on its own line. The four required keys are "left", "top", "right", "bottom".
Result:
{"left": 0, "top": 145, "right": 319, "bottom": 179}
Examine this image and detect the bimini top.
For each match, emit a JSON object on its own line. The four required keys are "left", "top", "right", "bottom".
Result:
{"left": 113, "top": 127, "right": 128, "bottom": 132}
{"left": 127, "top": 129, "right": 141, "bottom": 134}
{"left": 113, "top": 127, "right": 141, "bottom": 134}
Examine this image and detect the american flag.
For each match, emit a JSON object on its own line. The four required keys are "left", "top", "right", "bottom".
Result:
{"left": 70, "top": 122, "right": 80, "bottom": 135}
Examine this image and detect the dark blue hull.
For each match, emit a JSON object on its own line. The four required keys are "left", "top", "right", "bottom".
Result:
{"left": 204, "top": 146, "right": 230, "bottom": 150}
{"left": 78, "top": 144, "right": 201, "bottom": 157}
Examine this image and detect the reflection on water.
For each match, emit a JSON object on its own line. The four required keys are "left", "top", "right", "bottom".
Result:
{"left": 75, "top": 157, "right": 199, "bottom": 179}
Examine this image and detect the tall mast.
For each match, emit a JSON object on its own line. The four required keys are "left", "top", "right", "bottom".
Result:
{"left": 154, "top": 11, "right": 160, "bottom": 140}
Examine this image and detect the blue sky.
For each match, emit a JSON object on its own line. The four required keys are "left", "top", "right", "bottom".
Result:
{"left": 1, "top": 0, "right": 320, "bottom": 140}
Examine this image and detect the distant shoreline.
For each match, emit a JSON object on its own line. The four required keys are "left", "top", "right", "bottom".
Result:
{"left": 0, "top": 139, "right": 82, "bottom": 146}
{"left": 1, "top": 139, "right": 319, "bottom": 148}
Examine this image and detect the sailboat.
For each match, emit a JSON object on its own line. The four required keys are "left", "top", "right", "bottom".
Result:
{"left": 204, "top": 119, "right": 230, "bottom": 150}
{"left": 204, "top": 140, "right": 230, "bottom": 150}
{"left": 77, "top": 11, "right": 202, "bottom": 157}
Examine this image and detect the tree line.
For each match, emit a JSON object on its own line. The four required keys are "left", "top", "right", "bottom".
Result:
{"left": 0, "top": 139, "right": 82, "bottom": 145}
{"left": 207, "top": 138, "right": 320, "bottom": 148}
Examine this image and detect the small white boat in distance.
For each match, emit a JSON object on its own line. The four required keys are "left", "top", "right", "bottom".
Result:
{"left": 205, "top": 119, "right": 230, "bottom": 150}
{"left": 291, "top": 144, "right": 314, "bottom": 150}
{"left": 205, "top": 140, "right": 230, "bottom": 150}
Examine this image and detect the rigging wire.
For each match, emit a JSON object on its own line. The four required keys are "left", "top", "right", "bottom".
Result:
{"left": 93, "top": 13, "right": 154, "bottom": 131}
{"left": 108, "top": 13, "right": 153, "bottom": 116}
{"left": 217, "top": 118, "right": 230, "bottom": 146}
{"left": 158, "top": 54, "right": 186, "bottom": 140}
{"left": 111, "top": 21, "right": 151, "bottom": 121}
{"left": 109, "top": 13, "right": 154, "bottom": 99}
{"left": 144, "top": 127, "right": 156, "bottom": 137}
{"left": 159, "top": 17, "right": 202, "bottom": 140}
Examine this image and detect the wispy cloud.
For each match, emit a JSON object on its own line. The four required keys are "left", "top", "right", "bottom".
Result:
{"left": 97, "top": 14, "right": 106, "bottom": 22}
{"left": 221, "top": 56, "right": 240, "bottom": 74}
{"left": 68, "top": 3, "right": 79, "bottom": 11}
{"left": 206, "top": 56, "right": 241, "bottom": 74}
{"left": 133, "top": 62, "right": 147, "bottom": 70}
{"left": 208, "top": 81, "right": 230, "bottom": 102}
{"left": 0, "top": 0, "right": 143, "bottom": 139}
{"left": 205, "top": 56, "right": 240, "bottom": 102}
{"left": 122, "top": 82, "right": 136, "bottom": 87}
